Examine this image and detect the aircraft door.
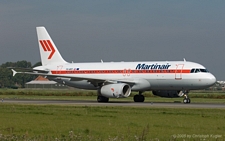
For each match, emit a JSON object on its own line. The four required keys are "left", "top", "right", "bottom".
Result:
{"left": 57, "top": 65, "right": 63, "bottom": 74}
{"left": 175, "top": 64, "right": 184, "bottom": 80}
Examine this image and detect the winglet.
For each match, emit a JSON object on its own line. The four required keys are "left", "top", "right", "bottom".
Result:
{"left": 11, "top": 69, "right": 17, "bottom": 76}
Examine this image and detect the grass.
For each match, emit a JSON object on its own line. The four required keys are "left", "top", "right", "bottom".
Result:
{"left": 0, "top": 104, "right": 225, "bottom": 140}
{"left": 0, "top": 89, "right": 225, "bottom": 140}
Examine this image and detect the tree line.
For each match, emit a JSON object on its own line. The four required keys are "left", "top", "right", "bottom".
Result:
{"left": 0, "top": 60, "right": 41, "bottom": 88}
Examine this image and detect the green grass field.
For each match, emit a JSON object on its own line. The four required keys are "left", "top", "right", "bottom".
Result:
{"left": 0, "top": 89, "right": 225, "bottom": 140}
{"left": 0, "top": 104, "right": 225, "bottom": 140}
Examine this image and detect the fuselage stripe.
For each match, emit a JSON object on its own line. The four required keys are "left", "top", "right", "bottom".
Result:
{"left": 51, "top": 69, "right": 190, "bottom": 74}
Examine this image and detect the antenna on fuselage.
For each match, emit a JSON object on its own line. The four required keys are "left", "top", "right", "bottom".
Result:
{"left": 183, "top": 58, "right": 186, "bottom": 62}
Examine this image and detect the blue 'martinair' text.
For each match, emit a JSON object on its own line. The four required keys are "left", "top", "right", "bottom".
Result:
{"left": 136, "top": 63, "right": 171, "bottom": 70}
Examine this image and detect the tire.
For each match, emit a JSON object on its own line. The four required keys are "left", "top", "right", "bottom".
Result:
{"left": 133, "top": 95, "right": 145, "bottom": 102}
{"left": 183, "top": 98, "right": 191, "bottom": 104}
{"left": 97, "top": 96, "right": 109, "bottom": 102}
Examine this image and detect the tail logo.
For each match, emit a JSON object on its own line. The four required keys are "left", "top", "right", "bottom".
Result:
{"left": 39, "top": 40, "right": 56, "bottom": 59}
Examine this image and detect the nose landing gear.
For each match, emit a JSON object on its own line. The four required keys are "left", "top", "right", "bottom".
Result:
{"left": 183, "top": 94, "right": 191, "bottom": 104}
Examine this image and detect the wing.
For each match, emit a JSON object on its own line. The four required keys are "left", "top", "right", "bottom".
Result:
{"left": 11, "top": 69, "right": 136, "bottom": 87}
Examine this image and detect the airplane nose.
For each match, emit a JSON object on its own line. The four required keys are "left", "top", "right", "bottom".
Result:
{"left": 207, "top": 73, "right": 216, "bottom": 86}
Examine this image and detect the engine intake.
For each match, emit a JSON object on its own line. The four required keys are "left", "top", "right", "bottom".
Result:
{"left": 100, "top": 83, "right": 131, "bottom": 98}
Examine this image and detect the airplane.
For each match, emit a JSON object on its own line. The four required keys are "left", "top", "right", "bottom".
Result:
{"left": 12, "top": 26, "right": 216, "bottom": 104}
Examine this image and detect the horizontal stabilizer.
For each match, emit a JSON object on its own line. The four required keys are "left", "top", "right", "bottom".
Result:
{"left": 8, "top": 67, "right": 49, "bottom": 73}
{"left": 11, "top": 69, "right": 17, "bottom": 77}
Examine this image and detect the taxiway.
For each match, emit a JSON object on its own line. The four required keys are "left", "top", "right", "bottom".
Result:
{"left": 2, "top": 99, "right": 225, "bottom": 109}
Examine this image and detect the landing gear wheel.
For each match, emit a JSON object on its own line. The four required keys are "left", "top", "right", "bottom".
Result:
{"left": 183, "top": 98, "right": 191, "bottom": 104}
{"left": 133, "top": 94, "right": 145, "bottom": 102}
{"left": 97, "top": 96, "right": 109, "bottom": 102}
{"left": 182, "top": 92, "right": 191, "bottom": 104}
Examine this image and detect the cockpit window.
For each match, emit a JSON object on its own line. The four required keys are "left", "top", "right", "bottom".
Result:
{"left": 190, "top": 68, "right": 209, "bottom": 73}
{"left": 200, "top": 69, "right": 208, "bottom": 72}
{"left": 195, "top": 69, "right": 200, "bottom": 73}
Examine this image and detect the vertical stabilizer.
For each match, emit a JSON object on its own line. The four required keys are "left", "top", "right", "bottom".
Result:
{"left": 36, "top": 27, "right": 67, "bottom": 66}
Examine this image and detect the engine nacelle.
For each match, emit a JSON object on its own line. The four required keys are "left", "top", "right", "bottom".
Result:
{"left": 100, "top": 83, "right": 131, "bottom": 98}
{"left": 152, "top": 90, "right": 182, "bottom": 98}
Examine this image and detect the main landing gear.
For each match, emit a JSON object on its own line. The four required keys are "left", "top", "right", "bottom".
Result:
{"left": 97, "top": 89, "right": 109, "bottom": 102}
{"left": 97, "top": 96, "right": 109, "bottom": 102}
{"left": 133, "top": 91, "right": 145, "bottom": 102}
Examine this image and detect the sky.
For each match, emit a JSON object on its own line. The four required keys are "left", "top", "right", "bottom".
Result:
{"left": 1, "top": 1, "right": 225, "bottom": 80}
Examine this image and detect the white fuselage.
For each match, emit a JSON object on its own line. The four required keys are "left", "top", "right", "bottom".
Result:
{"left": 36, "top": 61, "right": 216, "bottom": 91}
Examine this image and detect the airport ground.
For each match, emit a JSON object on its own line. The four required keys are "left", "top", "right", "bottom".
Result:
{"left": 0, "top": 89, "right": 225, "bottom": 140}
